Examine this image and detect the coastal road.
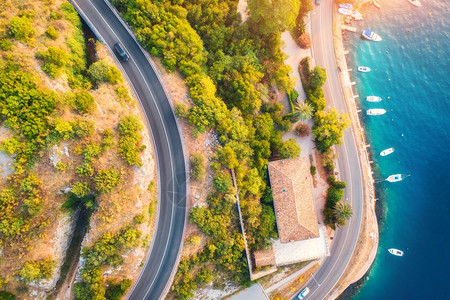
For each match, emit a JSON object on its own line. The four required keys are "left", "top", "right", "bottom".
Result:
{"left": 69, "top": 0, "right": 187, "bottom": 299}
{"left": 294, "top": 1, "right": 365, "bottom": 299}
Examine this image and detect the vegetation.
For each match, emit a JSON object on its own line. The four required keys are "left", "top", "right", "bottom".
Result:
{"left": 74, "top": 91, "right": 96, "bottom": 114}
{"left": 19, "top": 258, "right": 54, "bottom": 282}
{"left": 94, "top": 168, "right": 121, "bottom": 193}
{"left": 88, "top": 59, "right": 122, "bottom": 85}
{"left": 279, "top": 138, "right": 301, "bottom": 159}
{"left": 190, "top": 152, "right": 206, "bottom": 181}
{"left": 312, "top": 108, "right": 350, "bottom": 153}
{"left": 297, "top": 33, "right": 311, "bottom": 49}
{"left": 8, "top": 16, "right": 35, "bottom": 45}
{"left": 118, "top": 115, "right": 146, "bottom": 167}
{"left": 73, "top": 226, "right": 141, "bottom": 299}
{"left": 295, "top": 123, "right": 309, "bottom": 137}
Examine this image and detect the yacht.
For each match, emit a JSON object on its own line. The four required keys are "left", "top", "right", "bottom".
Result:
{"left": 366, "top": 96, "right": 382, "bottom": 102}
{"left": 388, "top": 248, "right": 404, "bottom": 256}
{"left": 362, "top": 29, "right": 382, "bottom": 41}
{"left": 408, "top": 0, "right": 422, "bottom": 7}
{"left": 386, "top": 174, "right": 404, "bottom": 182}
{"left": 380, "top": 147, "right": 394, "bottom": 156}
{"left": 358, "top": 66, "right": 371, "bottom": 72}
{"left": 338, "top": 8, "right": 353, "bottom": 15}
{"left": 366, "top": 108, "right": 386, "bottom": 116}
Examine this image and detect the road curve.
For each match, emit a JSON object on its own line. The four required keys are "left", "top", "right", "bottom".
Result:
{"left": 293, "top": 2, "right": 364, "bottom": 299}
{"left": 69, "top": 0, "right": 187, "bottom": 299}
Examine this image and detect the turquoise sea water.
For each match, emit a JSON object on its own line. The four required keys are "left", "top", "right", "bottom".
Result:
{"left": 342, "top": 0, "right": 450, "bottom": 299}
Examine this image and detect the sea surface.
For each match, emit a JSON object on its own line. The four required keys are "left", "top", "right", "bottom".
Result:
{"left": 342, "top": 0, "right": 450, "bottom": 299}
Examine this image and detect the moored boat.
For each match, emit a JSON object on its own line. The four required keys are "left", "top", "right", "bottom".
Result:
{"left": 366, "top": 108, "right": 386, "bottom": 115}
{"left": 388, "top": 248, "right": 404, "bottom": 256}
{"left": 386, "top": 174, "right": 404, "bottom": 182}
{"left": 339, "top": 3, "right": 353, "bottom": 9}
{"left": 408, "top": 0, "right": 421, "bottom": 7}
{"left": 338, "top": 8, "right": 353, "bottom": 15}
{"left": 358, "top": 66, "right": 371, "bottom": 72}
{"left": 362, "top": 29, "right": 382, "bottom": 41}
{"left": 380, "top": 147, "right": 394, "bottom": 156}
{"left": 366, "top": 96, "right": 382, "bottom": 102}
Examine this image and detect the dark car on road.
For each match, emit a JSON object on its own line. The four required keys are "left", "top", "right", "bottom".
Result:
{"left": 114, "top": 42, "right": 129, "bottom": 61}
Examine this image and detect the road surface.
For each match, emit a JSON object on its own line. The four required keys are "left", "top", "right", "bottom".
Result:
{"left": 69, "top": 0, "right": 187, "bottom": 299}
{"left": 294, "top": 1, "right": 365, "bottom": 299}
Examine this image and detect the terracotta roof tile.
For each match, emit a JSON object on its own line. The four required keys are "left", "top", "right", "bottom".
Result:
{"left": 268, "top": 158, "right": 319, "bottom": 243}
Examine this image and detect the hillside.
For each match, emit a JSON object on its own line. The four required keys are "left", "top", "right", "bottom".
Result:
{"left": 0, "top": 0, "right": 156, "bottom": 298}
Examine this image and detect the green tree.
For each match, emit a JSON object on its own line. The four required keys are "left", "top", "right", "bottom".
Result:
{"left": 272, "top": 64, "right": 294, "bottom": 92}
{"left": 248, "top": 0, "right": 301, "bottom": 35}
{"left": 312, "top": 108, "right": 349, "bottom": 152}
{"left": 39, "top": 46, "right": 67, "bottom": 78}
{"left": 213, "top": 171, "right": 233, "bottom": 193}
{"left": 333, "top": 201, "right": 353, "bottom": 227}
{"left": 278, "top": 138, "right": 301, "bottom": 159}
{"left": 326, "top": 186, "right": 344, "bottom": 207}
{"left": 309, "top": 66, "right": 327, "bottom": 89}
{"left": 306, "top": 87, "right": 326, "bottom": 112}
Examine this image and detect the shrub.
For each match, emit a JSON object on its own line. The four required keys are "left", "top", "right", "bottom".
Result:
{"left": 9, "top": 16, "right": 35, "bottom": 44}
{"left": 0, "top": 39, "right": 13, "bottom": 51}
{"left": 294, "top": 123, "right": 309, "bottom": 137}
{"left": 190, "top": 152, "right": 206, "bottom": 181}
{"left": 53, "top": 119, "right": 74, "bottom": 140}
{"left": 45, "top": 26, "right": 59, "bottom": 40}
{"left": 297, "top": 33, "right": 311, "bottom": 49}
{"left": 94, "top": 168, "right": 120, "bottom": 193}
{"left": 39, "top": 46, "right": 67, "bottom": 78}
{"left": 213, "top": 171, "right": 232, "bottom": 193}
{"left": 118, "top": 115, "right": 145, "bottom": 167}
{"left": 105, "top": 279, "right": 132, "bottom": 300}
{"left": 310, "top": 165, "right": 316, "bottom": 175}
{"left": 73, "top": 118, "right": 95, "bottom": 138}
{"left": 74, "top": 91, "right": 96, "bottom": 114}
{"left": 88, "top": 60, "right": 122, "bottom": 84}
{"left": 133, "top": 214, "right": 144, "bottom": 224}
{"left": 174, "top": 102, "right": 189, "bottom": 119}
{"left": 19, "top": 258, "right": 54, "bottom": 282}
{"left": 326, "top": 186, "right": 344, "bottom": 207}
{"left": 278, "top": 138, "right": 301, "bottom": 159}
{"left": 72, "top": 182, "right": 91, "bottom": 197}
{"left": 115, "top": 86, "right": 131, "bottom": 103}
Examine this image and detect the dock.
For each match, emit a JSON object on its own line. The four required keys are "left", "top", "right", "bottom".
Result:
{"left": 341, "top": 25, "right": 357, "bottom": 32}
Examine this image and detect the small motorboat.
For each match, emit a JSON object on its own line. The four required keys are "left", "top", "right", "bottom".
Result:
{"left": 358, "top": 66, "right": 371, "bottom": 72}
{"left": 388, "top": 248, "right": 404, "bottom": 256}
{"left": 366, "top": 96, "right": 382, "bottom": 102}
{"left": 338, "top": 8, "right": 353, "bottom": 15}
{"left": 362, "top": 29, "right": 382, "bottom": 41}
{"left": 408, "top": 0, "right": 421, "bottom": 7}
{"left": 339, "top": 3, "right": 353, "bottom": 9}
{"left": 380, "top": 147, "right": 394, "bottom": 156}
{"left": 386, "top": 174, "right": 405, "bottom": 182}
{"left": 366, "top": 108, "right": 386, "bottom": 116}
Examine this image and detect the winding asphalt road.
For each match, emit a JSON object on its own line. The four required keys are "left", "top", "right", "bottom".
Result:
{"left": 69, "top": 0, "right": 187, "bottom": 299}
{"left": 293, "top": 1, "right": 365, "bottom": 299}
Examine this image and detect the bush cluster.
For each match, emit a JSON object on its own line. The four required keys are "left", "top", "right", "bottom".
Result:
{"left": 19, "top": 258, "right": 54, "bottom": 282}
{"left": 118, "top": 115, "right": 145, "bottom": 167}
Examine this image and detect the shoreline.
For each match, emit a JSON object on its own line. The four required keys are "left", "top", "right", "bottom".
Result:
{"left": 327, "top": 2, "right": 380, "bottom": 298}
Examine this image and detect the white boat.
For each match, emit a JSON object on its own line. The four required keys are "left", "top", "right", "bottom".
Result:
{"left": 366, "top": 108, "right": 386, "bottom": 116}
{"left": 362, "top": 29, "right": 382, "bottom": 41}
{"left": 380, "top": 147, "right": 394, "bottom": 156}
{"left": 386, "top": 174, "right": 404, "bottom": 182}
{"left": 339, "top": 3, "right": 353, "bottom": 9}
{"left": 388, "top": 248, "right": 404, "bottom": 256}
{"left": 366, "top": 96, "right": 382, "bottom": 102}
{"left": 338, "top": 8, "right": 353, "bottom": 15}
{"left": 408, "top": 0, "right": 421, "bottom": 7}
{"left": 358, "top": 66, "right": 371, "bottom": 72}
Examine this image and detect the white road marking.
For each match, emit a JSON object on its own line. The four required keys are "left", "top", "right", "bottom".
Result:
{"left": 71, "top": 0, "right": 178, "bottom": 297}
